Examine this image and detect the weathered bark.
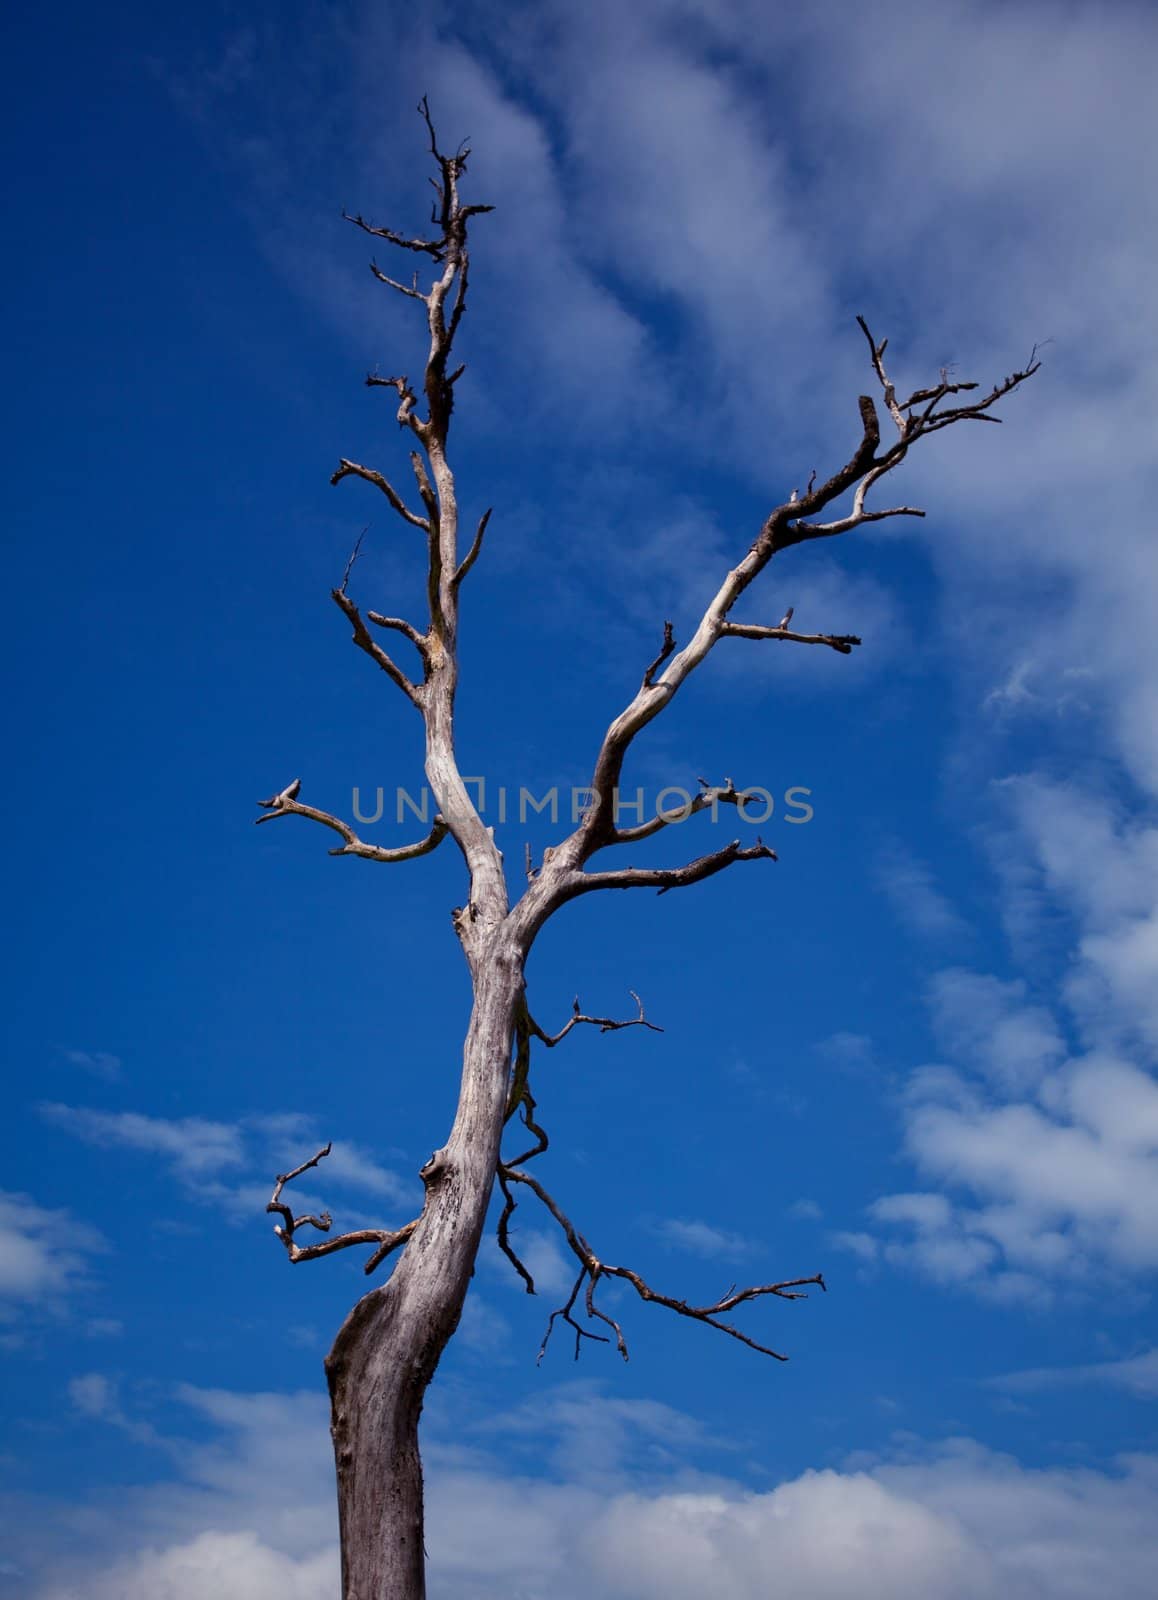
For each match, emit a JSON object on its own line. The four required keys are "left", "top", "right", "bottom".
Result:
{"left": 326, "top": 950, "right": 524, "bottom": 1599}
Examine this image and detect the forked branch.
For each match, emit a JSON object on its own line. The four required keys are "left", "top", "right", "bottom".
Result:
{"left": 498, "top": 993, "right": 663, "bottom": 1285}
{"left": 524, "top": 324, "right": 1038, "bottom": 885}
{"left": 565, "top": 838, "right": 776, "bottom": 898}
{"left": 528, "top": 991, "right": 663, "bottom": 1047}
{"left": 267, "top": 1143, "right": 418, "bottom": 1275}
{"left": 330, "top": 459, "right": 430, "bottom": 531}
{"left": 608, "top": 777, "right": 771, "bottom": 847}
{"left": 500, "top": 1160, "right": 824, "bottom": 1363}
{"left": 255, "top": 779, "right": 448, "bottom": 863}
{"left": 330, "top": 588, "right": 425, "bottom": 707}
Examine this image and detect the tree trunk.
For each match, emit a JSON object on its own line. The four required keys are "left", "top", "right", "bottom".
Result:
{"left": 324, "top": 944, "right": 523, "bottom": 1599}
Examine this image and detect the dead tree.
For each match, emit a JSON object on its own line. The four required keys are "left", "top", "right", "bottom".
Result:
{"left": 256, "top": 100, "right": 1039, "bottom": 1599}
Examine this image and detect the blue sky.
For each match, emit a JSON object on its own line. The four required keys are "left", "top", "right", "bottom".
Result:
{"left": 4, "top": 0, "right": 1158, "bottom": 1593}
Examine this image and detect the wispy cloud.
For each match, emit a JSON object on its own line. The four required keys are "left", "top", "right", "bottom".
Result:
{"left": 927, "top": 969, "right": 1065, "bottom": 1096}
{"left": 989, "top": 1348, "right": 1158, "bottom": 1400}
{"left": 648, "top": 1217, "right": 751, "bottom": 1260}
{"left": 38, "top": 1105, "right": 245, "bottom": 1181}
{"left": 58, "top": 1050, "right": 122, "bottom": 1083}
{"left": 39, "top": 1106, "right": 409, "bottom": 1231}
{"left": 69, "top": 1373, "right": 158, "bottom": 1444}
{"left": 0, "top": 1188, "right": 106, "bottom": 1327}
{"left": 876, "top": 845, "right": 969, "bottom": 942}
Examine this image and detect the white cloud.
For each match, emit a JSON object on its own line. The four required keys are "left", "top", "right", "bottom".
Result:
{"left": 650, "top": 1217, "right": 751, "bottom": 1259}
{"left": 19, "top": 1378, "right": 1158, "bottom": 1600}
{"left": 59, "top": 1050, "right": 122, "bottom": 1082}
{"left": 35, "top": 1531, "right": 335, "bottom": 1600}
{"left": 304, "top": 1141, "right": 405, "bottom": 1201}
{"left": 829, "top": 1231, "right": 878, "bottom": 1264}
{"left": 0, "top": 1188, "right": 105, "bottom": 1321}
{"left": 69, "top": 1372, "right": 120, "bottom": 1420}
{"left": 866, "top": 1035, "right": 1158, "bottom": 1296}
{"left": 927, "top": 969, "right": 1065, "bottom": 1095}
{"left": 990, "top": 1348, "right": 1158, "bottom": 1400}
{"left": 482, "top": 1226, "right": 575, "bottom": 1298}
{"left": 454, "top": 1293, "right": 515, "bottom": 1358}
{"left": 999, "top": 778, "right": 1158, "bottom": 1052}
{"left": 40, "top": 1106, "right": 409, "bottom": 1233}
{"left": 39, "top": 1105, "right": 245, "bottom": 1182}
{"left": 877, "top": 847, "right": 969, "bottom": 941}
{"left": 69, "top": 1372, "right": 158, "bottom": 1444}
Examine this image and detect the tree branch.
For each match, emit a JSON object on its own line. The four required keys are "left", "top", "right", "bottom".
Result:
{"left": 267, "top": 1143, "right": 419, "bottom": 1274}
{"left": 720, "top": 619, "right": 862, "bottom": 654}
{"left": 368, "top": 260, "right": 429, "bottom": 302}
{"left": 521, "top": 324, "right": 1037, "bottom": 885}
{"left": 366, "top": 610, "right": 430, "bottom": 658}
{"left": 497, "top": 992, "right": 662, "bottom": 1286}
{"left": 527, "top": 991, "right": 663, "bottom": 1048}
{"left": 452, "top": 507, "right": 491, "bottom": 588}
{"left": 342, "top": 210, "right": 445, "bottom": 260}
{"left": 500, "top": 1160, "right": 824, "bottom": 1363}
{"left": 330, "top": 459, "right": 430, "bottom": 531}
{"left": 606, "top": 777, "right": 758, "bottom": 846}
{"left": 563, "top": 838, "right": 776, "bottom": 898}
{"left": 255, "top": 779, "right": 448, "bottom": 863}
{"left": 331, "top": 588, "right": 424, "bottom": 707}
{"left": 642, "top": 620, "right": 676, "bottom": 688}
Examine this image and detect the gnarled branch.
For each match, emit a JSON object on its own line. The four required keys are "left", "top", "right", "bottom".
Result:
{"left": 497, "top": 992, "right": 662, "bottom": 1288}
{"left": 255, "top": 780, "right": 448, "bottom": 863}
{"left": 608, "top": 777, "right": 761, "bottom": 847}
{"left": 564, "top": 838, "right": 776, "bottom": 899}
{"left": 342, "top": 209, "right": 445, "bottom": 260}
{"left": 527, "top": 991, "right": 663, "bottom": 1048}
{"left": 500, "top": 1159, "right": 824, "bottom": 1363}
{"left": 267, "top": 1143, "right": 418, "bottom": 1274}
{"left": 330, "top": 459, "right": 430, "bottom": 532}
{"left": 523, "top": 324, "right": 1037, "bottom": 886}
{"left": 331, "top": 588, "right": 424, "bottom": 708}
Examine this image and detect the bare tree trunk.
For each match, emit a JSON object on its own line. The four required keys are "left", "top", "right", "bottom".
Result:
{"left": 325, "top": 951, "right": 524, "bottom": 1599}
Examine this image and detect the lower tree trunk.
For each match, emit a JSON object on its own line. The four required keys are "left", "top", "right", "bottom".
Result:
{"left": 325, "top": 945, "right": 523, "bottom": 1599}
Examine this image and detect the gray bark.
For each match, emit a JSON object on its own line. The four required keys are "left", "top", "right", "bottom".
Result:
{"left": 326, "top": 952, "right": 524, "bottom": 1599}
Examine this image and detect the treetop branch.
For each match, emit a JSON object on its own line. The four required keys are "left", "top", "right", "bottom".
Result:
{"left": 530, "top": 321, "right": 1038, "bottom": 876}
